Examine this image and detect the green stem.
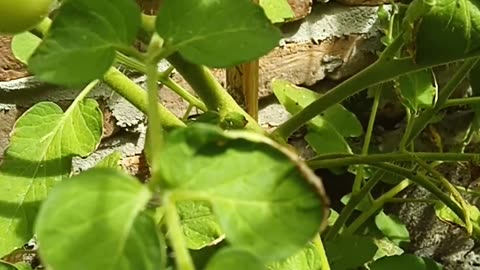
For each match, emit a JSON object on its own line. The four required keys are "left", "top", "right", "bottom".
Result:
{"left": 386, "top": 198, "right": 438, "bottom": 204}
{"left": 414, "top": 157, "right": 471, "bottom": 234}
{"left": 313, "top": 235, "right": 331, "bottom": 270}
{"left": 352, "top": 85, "right": 382, "bottom": 192}
{"left": 308, "top": 152, "right": 479, "bottom": 169}
{"left": 167, "top": 53, "right": 264, "bottom": 133}
{"left": 103, "top": 68, "right": 185, "bottom": 130}
{"left": 369, "top": 162, "right": 465, "bottom": 223}
{"left": 443, "top": 96, "right": 480, "bottom": 108}
{"left": 146, "top": 35, "right": 163, "bottom": 177}
{"left": 406, "top": 58, "right": 480, "bottom": 144}
{"left": 116, "top": 52, "right": 208, "bottom": 111}
{"left": 66, "top": 80, "right": 99, "bottom": 113}
{"left": 399, "top": 109, "right": 413, "bottom": 151}
{"left": 164, "top": 194, "right": 196, "bottom": 270}
{"left": 325, "top": 170, "right": 385, "bottom": 240}
{"left": 272, "top": 52, "right": 480, "bottom": 140}
{"left": 344, "top": 179, "right": 411, "bottom": 234}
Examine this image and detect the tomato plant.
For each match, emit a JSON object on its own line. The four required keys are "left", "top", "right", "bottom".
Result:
{"left": 1, "top": 0, "right": 480, "bottom": 269}
{"left": 0, "top": 0, "right": 54, "bottom": 35}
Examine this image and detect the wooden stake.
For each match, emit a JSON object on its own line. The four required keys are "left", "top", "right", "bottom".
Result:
{"left": 226, "top": 0, "right": 260, "bottom": 121}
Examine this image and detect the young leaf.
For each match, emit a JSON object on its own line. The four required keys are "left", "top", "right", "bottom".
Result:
{"left": 35, "top": 169, "right": 159, "bottom": 270}
{"left": 368, "top": 254, "right": 443, "bottom": 270}
{"left": 325, "top": 235, "right": 378, "bottom": 270}
{"left": 403, "top": 0, "right": 480, "bottom": 63}
{"left": 158, "top": 124, "right": 328, "bottom": 261}
{"left": 177, "top": 200, "right": 224, "bottom": 250}
{"left": 28, "top": 0, "right": 141, "bottom": 86}
{"left": 273, "top": 80, "right": 362, "bottom": 155}
{"left": 375, "top": 211, "right": 410, "bottom": 245}
{"left": 373, "top": 238, "right": 404, "bottom": 261}
{"left": 396, "top": 69, "right": 437, "bottom": 113}
{"left": 11, "top": 32, "right": 41, "bottom": 65}
{"left": 259, "top": 0, "right": 295, "bottom": 23}
{"left": 0, "top": 100, "right": 102, "bottom": 256}
{"left": 205, "top": 247, "right": 265, "bottom": 270}
{"left": 434, "top": 201, "right": 480, "bottom": 228}
{"left": 156, "top": 0, "right": 281, "bottom": 67}
{"left": 267, "top": 243, "right": 322, "bottom": 270}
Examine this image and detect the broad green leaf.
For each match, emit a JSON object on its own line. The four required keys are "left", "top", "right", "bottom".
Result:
{"left": 95, "top": 151, "right": 122, "bottom": 169}
{"left": 259, "top": 0, "right": 295, "bottom": 23}
{"left": 403, "top": 0, "right": 480, "bottom": 63}
{"left": 156, "top": 0, "right": 281, "bottom": 67}
{"left": 396, "top": 69, "right": 437, "bottom": 112}
{"left": 267, "top": 243, "right": 321, "bottom": 270}
{"left": 177, "top": 200, "right": 223, "bottom": 250}
{"left": 373, "top": 238, "right": 404, "bottom": 260}
{"left": 35, "top": 169, "right": 158, "bottom": 270}
{"left": 29, "top": 0, "right": 141, "bottom": 86}
{"left": 11, "top": 32, "right": 41, "bottom": 65}
{"left": 0, "top": 100, "right": 102, "bottom": 256}
{"left": 273, "top": 79, "right": 362, "bottom": 155}
{"left": 369, "top": 254, "right": 443, "bottom": 270}
{"left": 205, "top": 247, "right": 265, "bottom": 270}
{"left": 375, "top": 211, "right": 410, "bottom": 245}
{"left": 158, "top": 124, "right": 328, "bottom": 261}
{"left": 325, "top": 235, "right": 378, "bottom": 270}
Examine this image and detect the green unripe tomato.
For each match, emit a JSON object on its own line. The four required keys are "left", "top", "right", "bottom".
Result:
{"left": 0, "top": 0, "right": 54, "bottom": 35}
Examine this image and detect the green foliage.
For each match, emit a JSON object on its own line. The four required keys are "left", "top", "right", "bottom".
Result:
{"left": 325, "top": 235, "right": 378, "bottom": 270}
{"left": 205, "top": 248, "right": 265, "bottom": 270}
{"left": 156, "top": 0, "right": 281, "bottom": 67}
{"left": 3, "top": 0, "right": 480, "bottom": 268}
{"left": 29, "top": 0, "right": 141, "bottom": 86}
{"left": 157, "top": 124, "right": 327, "bottom": 261}
{"left": 35, "top": 169, "right": 158, "bottom": 270}
{"left": 272, "top": 79, "right": 362, "bottom": 155}
{"left": 0, "top": 99, "right": 102, "bottom": 255}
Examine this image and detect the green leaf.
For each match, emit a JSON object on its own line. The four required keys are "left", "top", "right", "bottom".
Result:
{"left": 396, "top": 69, "right": 437, "bottom": 112}
{"left": 156, "top": 0, "right": 281, "bottom": 67}
{"left": 434, "top": 200, "right": 480, "bottom": 228}
{"left": 0, "top": 262, "right": 19, "bottom": 270}
{"left": 35, "top": 169, "right": 159, "bottom": 270}
{"left": 267, "top": 243, "right": 321, "bottom": 270}
{"left": 177, "top": 200, "right": 223, "bottom": 250}
{"left": 29, "top": 0, "right": 141, "bottom": 86}
{"left": 375, "top": 211, "right": 410, "bottom": 245}
{"left": 403, "top": 0, "right": 480, "bottom": 63}
{"left": 369, "top": 254, "right": 443, "bottom": 270}
{"left": 11, "top": 32, "right": 41, "bottom": 65}
{"left": 95, "top": 151, "right": 122, "bottom": 169}
{"left": 273, "top": 79, "right": 362, "bottom": 155}
{"left": 340, "top": 193, "right": 373, "bottom": 212}
{"left": 325, "top": 235, "right": 378, "bottom": 270}
{"left": 0, "top": 100, "right": 103, "bottom": 256}
{"left": 259, "top": 0, "right": 295, "bottom": 23}
{"left": 158, "top": 124, "right": 328, "bottom": 261}
{"left": 373, "top": 238, "right": 404, "bottom": 261}
{"left": 205, "top": 247, "right": 265, "bottom": 270}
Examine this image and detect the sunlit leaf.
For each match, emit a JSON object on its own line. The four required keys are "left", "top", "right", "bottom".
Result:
{"left": 259, "top": 0, "right": 295, "bottom": 23}
{"left": 35, "top": 169, "right": 159, "bottom": 270}
{"left": 396, "top": 69, "right": 437, "bottom": 112}
{"left": 29, "top": 0, "right": 141, "bottom": 86}
{"left": 11, "top": 32, "right": 41, "bottom": 65}
{"left": 158, "top": 124, "right": 328, "bottom": 261}
{"left": 0, "top": 100, "right": 102, "bottom": 256}
{"left": 156, "top": 0, "right": 281, "bottom": 67}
